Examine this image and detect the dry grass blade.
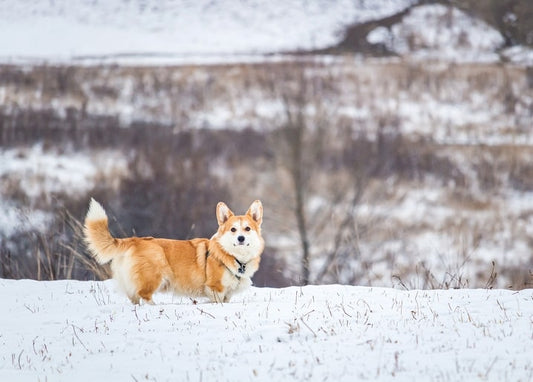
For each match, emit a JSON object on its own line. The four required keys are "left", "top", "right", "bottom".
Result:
{"left": 60, "top": 208, "right": 111, "bottom": 281}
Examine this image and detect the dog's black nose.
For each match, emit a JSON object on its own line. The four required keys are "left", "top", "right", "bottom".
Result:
{"left": 237, "top": 235, "right": 245, "bottom": 243}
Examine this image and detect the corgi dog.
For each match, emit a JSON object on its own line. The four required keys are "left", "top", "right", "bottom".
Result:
{"left": 84, "top": 199, "right": 264, "bottom": 304}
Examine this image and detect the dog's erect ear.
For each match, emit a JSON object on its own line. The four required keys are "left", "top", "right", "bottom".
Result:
{"left": 216, "top": 202, "right": 234, "bottom": 226}
{"left": 246, "top": 200, "right": 263, "bottom": 226}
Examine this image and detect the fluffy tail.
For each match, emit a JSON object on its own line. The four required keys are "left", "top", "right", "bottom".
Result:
{"left": 84, "top": 198, "right": 120, "bottom": 264}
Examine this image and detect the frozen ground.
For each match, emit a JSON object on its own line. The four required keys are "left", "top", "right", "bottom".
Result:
{"left": 1, "top": 279, "right": 532, "bottom": 381}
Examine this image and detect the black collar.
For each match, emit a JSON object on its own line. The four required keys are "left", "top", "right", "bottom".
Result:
{"left": 235, "top": 258, "right": 247, "bottom": 274}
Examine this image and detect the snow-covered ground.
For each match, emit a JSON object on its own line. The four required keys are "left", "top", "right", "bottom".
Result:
{"left": 1, "top": 279, "right": 532, "bottom": 381}
{"left": 0, "top": 0, "right": 417, "bottom": 64}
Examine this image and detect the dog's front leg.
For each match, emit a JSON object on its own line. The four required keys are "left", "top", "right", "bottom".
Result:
{"left": 205, "top": 286, "right": 225, "bottom": 304}
{"left": 222, "top": 293, "right": 232, "bottom": 303}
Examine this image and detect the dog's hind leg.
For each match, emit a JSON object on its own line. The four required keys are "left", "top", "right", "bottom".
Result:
{"left": 131, "top": 248, "right": 167, "bottom": 305}
{"left": 134, "top": 270, "right": 163, "bottom": 305}
{"left": 127, "top": 292, "right": 154, "bottom": 305}
{"left": 129, "top": 294, "right": 141, "bottom": 305}
{"left": 137, "top": 287, "right": 157, "bottom": 305}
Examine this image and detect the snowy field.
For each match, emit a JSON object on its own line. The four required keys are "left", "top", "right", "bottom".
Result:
{"left": 1, "top": 279, "right": 532, "bottom": 381}
{"left": 0, "top": 0, "right": 416, "bottom": 63}
{"left": 2, "top": 0, "right": 531, "bottom": 65}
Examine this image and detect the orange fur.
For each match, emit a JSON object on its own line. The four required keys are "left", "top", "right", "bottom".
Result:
{"left": 84, "top": 199, "right": 264, "bottom": 304}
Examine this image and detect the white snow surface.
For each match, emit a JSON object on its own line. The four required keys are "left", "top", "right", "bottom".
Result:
{"left": 1, "top": 279, "right": 532, "bottom": 381}
{"left": 0, "top": 0, "right": 416, "bottom": 64}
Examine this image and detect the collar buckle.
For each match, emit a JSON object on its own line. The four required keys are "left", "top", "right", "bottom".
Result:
{"left": 235, "top": 259, "right": 246, "bottom": 274}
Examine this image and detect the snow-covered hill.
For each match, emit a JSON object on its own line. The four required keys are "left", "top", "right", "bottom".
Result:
{"left": 2, "top": 0, "right": 531, "bottom": 65}
{"left": 0, "top": 0, "right": 416, "bottom": 63}
{"left": 367, "top": 4, "right": 504, "bottom": 62}
{"left": 1, "top": 279, "right": 532, "bottom": 381}
{"left": 366, "top": 4, "right": 533, "bottom": 64}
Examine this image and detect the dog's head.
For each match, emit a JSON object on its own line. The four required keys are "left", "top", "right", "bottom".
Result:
{"left": 213, "top": 200, "right": 264, "bottom": 263}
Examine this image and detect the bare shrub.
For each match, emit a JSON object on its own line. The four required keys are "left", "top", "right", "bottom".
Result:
{"left": 0, "top": 208, "right": 109, "bottom": 281}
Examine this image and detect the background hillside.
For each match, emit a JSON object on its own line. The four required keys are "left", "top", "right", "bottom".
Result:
{"left": 0, "top": 0, "right": 532, "bottom": 289}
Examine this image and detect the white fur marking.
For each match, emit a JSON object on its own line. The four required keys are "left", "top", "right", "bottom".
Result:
{"left": 111, "top": 251, "right": 138, "bottom": 300}
{"left": 86, "top": 198, "right": 107, "bottom": 221}
{"left": 248, "top": 200, "right": 263, "bottom": 225}
{"left": 218, "top": 228, "right": 262, "bottom": 263}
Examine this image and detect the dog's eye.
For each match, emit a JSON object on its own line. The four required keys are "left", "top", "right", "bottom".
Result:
{"left": 231, "top": 227, "right": 237, "bottom": 233}
{"left": 245, "top": 227, "right": 251, "bottom": 232}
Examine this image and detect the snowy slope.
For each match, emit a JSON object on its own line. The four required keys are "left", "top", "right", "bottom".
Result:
{"left": 0, "top": 0, "right": 416, "bottom": 63}
{"left": 367, "top": 4, "right": 504, "bottom": 62}
{"left": 366, "top": 4, "right": 533, "bottom": 64}
{"left": 1, "top": 279, "right": 532, "bottom": 381}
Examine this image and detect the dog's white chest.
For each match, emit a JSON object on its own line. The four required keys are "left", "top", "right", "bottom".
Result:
{"left": 222, "top": 270, "right": 251, "bottom": 294}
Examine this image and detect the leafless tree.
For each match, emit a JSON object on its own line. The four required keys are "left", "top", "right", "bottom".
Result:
{"left": 263, "top": 61, "right": 369, "bottom": 285}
